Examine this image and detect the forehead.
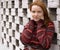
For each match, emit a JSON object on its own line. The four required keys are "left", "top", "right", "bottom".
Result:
{"left": 31, "top": 5, "right": 42, "bottom": 10}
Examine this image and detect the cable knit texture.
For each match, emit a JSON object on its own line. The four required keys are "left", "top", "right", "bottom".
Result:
{"left": 20, "top": 19, "right": 55, "bottom": 50}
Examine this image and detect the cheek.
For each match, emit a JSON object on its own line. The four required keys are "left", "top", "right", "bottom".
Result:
{"left": 32, "top": 15, "right": 35, "bottom": 18}
{"left": 31, "top": 13, "right": 34, "bottom": 18}
{"left": 39, "top": 13, "right": 44, "bottom": 16}
{"left": 31, "top": 12, "right": 35, "bottom": 16}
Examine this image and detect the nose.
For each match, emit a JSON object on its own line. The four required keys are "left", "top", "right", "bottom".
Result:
{"left": 34, "top": 12, "right": 38, "bottom": 16}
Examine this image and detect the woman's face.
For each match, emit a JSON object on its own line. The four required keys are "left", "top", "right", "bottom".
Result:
{"left": 30, "top": 5, "right": 44, "bottom": 21}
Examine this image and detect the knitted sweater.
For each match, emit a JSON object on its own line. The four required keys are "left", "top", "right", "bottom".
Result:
{"left": 20, "top": 19, "right": 55, "bottom": 50}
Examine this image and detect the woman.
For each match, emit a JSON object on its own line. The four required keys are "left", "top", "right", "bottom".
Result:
{"left": 20, "top": 0, "right": 55, "bottom": 50}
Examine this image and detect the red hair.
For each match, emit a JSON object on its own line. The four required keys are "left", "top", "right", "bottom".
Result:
{"left": 29, "top": 0, "right": 52, "bottom": 26}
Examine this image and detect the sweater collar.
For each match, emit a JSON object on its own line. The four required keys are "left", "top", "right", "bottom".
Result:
{"left": 31, "top": 19, "right": 44, "bottom": 25}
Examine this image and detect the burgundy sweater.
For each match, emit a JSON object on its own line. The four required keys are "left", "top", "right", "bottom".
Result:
{"left": 20, "top": 19, "right": 55, "bottom": 50}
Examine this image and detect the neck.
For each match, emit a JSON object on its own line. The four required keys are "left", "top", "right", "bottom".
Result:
{"left": 34, "top": 19, "right": 44, "bottom": 24}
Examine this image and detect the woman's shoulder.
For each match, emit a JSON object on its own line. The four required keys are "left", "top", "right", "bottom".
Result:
{"left": 48, "top": 21, "right": 54, "bottom": 25}
{"left": 24, "top": 20, "right": 35, "bottom": 28}
{"left": 47, "top": 21, "right": 55, "bottom": 27}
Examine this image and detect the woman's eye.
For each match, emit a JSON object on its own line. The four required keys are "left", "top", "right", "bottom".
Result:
{"left": 32, "top": 11, "right": 35, "bottom": 13}
{"left": 31, "top": 11, "right": 42, "bottom": 13}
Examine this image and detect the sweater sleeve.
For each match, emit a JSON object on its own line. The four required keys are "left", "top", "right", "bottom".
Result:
{"left": 44, "top": 22, "right": 55, "bottom": 48}
{"left": 37, "top": 22, "right": 55, "bottom": 49}
{"left": 31, "top": 22, "right": 55, "bottom": 49}
{"left": 20, "top": 20, "right": 34, "bottom": 45}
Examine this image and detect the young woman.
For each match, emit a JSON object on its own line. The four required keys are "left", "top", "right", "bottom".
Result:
{"left": 20, "top": 0, "right": 55, "bottom": 50}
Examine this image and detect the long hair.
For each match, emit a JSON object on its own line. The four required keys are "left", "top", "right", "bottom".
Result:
{"left": 29, "top": 0, "right": 52, "bottom": 26}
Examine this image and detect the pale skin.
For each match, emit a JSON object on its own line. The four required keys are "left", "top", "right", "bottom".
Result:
{"left": 30, "top": 5, "right": 44, "bottom": 21}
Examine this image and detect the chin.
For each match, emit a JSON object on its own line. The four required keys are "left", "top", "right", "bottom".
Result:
{"left": 34, "top": 19, "right": 39, "bottom": 21}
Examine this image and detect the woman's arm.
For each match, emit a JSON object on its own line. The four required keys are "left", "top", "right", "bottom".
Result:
{"left": 36, "top": 22, "right": 55, "bottom": 49}
{"left": 31, "top": 22, "right": 55, "bottom": 49}
{"left": 20, "top": 20, "right": 35, "bottom": 45}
